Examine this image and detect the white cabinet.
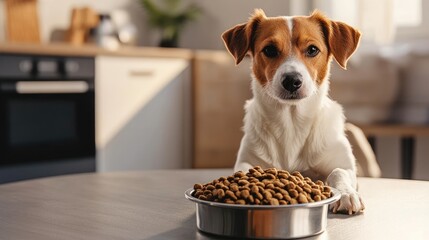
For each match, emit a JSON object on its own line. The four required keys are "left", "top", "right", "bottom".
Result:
{"left": 96, "top": 56, "right": 191, "bottom": 172}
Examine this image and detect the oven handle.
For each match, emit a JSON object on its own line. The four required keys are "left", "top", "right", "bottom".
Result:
{"left": 15, "top": 81, "right": 89, "bottom": 94}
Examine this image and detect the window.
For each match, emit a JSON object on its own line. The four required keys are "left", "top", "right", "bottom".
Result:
{"left": 393, "top": 0, "right": 422, "bottom": 27}
{"left": 312, "top": 0, "right": 428, "bottom": 43}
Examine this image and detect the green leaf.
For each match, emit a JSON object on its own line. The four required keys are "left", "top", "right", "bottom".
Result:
{"left": 140, "top": 0, "right": 201, "bottom": 29}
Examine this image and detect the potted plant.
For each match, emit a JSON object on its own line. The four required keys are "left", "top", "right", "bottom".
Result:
{"left": 140, "top": 0, "right": 201, "bottom": 48}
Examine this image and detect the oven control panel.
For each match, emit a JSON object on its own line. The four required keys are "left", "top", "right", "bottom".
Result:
{"left": 0, "top": 54, "right": 94, "bottom": 79}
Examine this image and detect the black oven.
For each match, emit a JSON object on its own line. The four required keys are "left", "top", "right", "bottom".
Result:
{"left": 0, "top": 54, "right": 95, "bottom": 183}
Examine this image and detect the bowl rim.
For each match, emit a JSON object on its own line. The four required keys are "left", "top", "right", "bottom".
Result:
{"left": 184, "top": 187, "right": 341, "bottom": 209}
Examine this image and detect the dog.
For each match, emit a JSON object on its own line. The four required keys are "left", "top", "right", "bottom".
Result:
{"left": 221, "top": 9, "right": 364, "bottom": 214}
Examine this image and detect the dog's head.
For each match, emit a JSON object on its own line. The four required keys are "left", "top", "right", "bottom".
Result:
{"left": 222, "top": 9, "right": 360, "bottom": 103}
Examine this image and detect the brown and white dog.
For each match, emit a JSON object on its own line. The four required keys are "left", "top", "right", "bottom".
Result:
{"left": 222, "top": 9, "right": 363, "bottom": 214}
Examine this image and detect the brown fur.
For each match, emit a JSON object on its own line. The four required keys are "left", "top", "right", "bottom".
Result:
{"left": 310, "top": 10, "right": 361, "bottom": 69}
{"left": 222, "top": 9, "right": 361, "bottom": 86}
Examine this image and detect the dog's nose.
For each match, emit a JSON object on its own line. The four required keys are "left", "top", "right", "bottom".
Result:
{"left": 282, "top": 73, "right": 302, "bottom": 92}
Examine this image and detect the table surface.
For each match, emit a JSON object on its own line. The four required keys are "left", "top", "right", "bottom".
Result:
{"left": 0, "top": 169, "right": 428, "bottom": 240}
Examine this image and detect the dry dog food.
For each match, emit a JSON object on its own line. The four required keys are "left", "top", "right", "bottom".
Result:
{"left": 192, "top": 166, "right": 332, "bottom": 205}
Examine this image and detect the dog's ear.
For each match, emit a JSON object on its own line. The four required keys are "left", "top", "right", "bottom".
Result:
{"left": 311, "top": 10, "right": 361, "bottom": 69}
{"left": 222, "top": 9, "right": 266, "bottom": 65}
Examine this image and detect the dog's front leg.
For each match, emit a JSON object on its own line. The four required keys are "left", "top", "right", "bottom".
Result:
{"left": 326, "top": 168, "right": 364, "bottom": 214}
{"left": 318, "top": 138, "right": 365, "bottom": 215}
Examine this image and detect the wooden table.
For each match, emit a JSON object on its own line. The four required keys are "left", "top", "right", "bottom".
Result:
{"left": 0, "top": 169, "right": 428, "bottom": 240}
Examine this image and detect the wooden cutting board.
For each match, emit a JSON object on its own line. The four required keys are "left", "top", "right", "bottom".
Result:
{"left": 5, "top": 0, "right": 41, "bottom": 43}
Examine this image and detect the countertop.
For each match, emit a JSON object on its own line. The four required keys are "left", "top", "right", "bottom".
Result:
{"left": 0, "top": 42, "right": 194, "bottom": 59}
{"left": 0, "top": 169, "right": 428, "bottom": 240}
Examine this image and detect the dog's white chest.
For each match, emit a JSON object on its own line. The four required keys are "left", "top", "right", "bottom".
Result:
{"left": 243, "top": 99, "right": 317, "bottom": 172}
{"left": 263, "top": 116, "right": 312, "bottom": 171}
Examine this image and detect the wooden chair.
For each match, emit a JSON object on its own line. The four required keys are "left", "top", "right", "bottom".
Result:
{"left": 345, "top": 123, "right": 382, "bottom": 177}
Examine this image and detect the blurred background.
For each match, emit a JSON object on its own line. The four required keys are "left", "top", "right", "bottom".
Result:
{"left": 0, "top": 0, "right": 428, "bottom": 183}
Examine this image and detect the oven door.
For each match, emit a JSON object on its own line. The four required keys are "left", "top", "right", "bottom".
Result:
{"left": 0, "top": 81, "right": 95, "bottom": 165}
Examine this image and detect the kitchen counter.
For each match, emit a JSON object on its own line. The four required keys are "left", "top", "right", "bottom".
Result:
{"left": 0, "top": 42, "right": 193, "bottom": 59}
{"left": 0, "top": 169, "right": 427, "bottom": 240}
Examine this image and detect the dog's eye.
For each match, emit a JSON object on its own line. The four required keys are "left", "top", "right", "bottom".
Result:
{"left": 262, "top": 45, "right": 279, "bottom": 58}
{"left": 306, "top": 45, "right": 320, "bottom": 57}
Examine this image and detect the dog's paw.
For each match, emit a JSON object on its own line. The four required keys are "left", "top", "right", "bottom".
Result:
{"left": 330, "top": 190, "right": 365, "bottom": 215}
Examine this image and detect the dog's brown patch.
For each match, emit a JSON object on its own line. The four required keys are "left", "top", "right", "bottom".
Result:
{"left": 292, "top": 15, "right": 330, "bottom": 85}
{"left": 310, "top": 11, "right": 361, "bottom": 69}
{"left": 251, "top": 17, "right": 292, "bottom": 85}
{"left": 222, "top": 10, "right": 361, "bottom": 87}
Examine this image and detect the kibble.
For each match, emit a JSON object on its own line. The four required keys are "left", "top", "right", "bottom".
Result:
{"left": 191, "top": 166, "right": 332, "bottom": 205}
{"left": 269, "top": 198, "right": 280, "bottom": 205}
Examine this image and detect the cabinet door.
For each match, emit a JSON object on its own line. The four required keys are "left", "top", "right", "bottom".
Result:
{"left": 96, "top": 56, "right": 191, "bottom": 171}
{"left": 193, "top": 51, "right": 252, "bottom": 168}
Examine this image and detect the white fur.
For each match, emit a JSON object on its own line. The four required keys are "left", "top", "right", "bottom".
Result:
{"left": 234, "top": 57, "right": 364, "bottom": 214}
{"left": 284, "top": 17, "right": 293, "bottom": 33}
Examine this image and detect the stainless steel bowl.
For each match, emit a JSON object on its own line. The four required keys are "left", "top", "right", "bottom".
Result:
{"left": 185, "top": 188, "right": 340, "bottom": 239}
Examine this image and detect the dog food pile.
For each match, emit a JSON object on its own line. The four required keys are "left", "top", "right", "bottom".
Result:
{"left": 192, "top": 166, "right": 332, "bottom": 205}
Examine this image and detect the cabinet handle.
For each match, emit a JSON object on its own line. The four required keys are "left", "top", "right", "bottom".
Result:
{"left": 16, "top": 81, "right": 89, "bottom": 94}
{"left": 129, "top": 70, "right": 154, "bottom": 78}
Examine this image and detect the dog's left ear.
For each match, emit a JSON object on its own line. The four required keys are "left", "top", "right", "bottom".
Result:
{"left": 311, "top": 11, "right": 361, "bottom": 69}
{"left": 222, "top": 9, "right": 266, "bottom": 65}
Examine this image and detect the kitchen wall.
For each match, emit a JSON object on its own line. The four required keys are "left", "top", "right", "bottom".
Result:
{"left": 40, "top": 0, "right": 147, "bottom": 44}
{"left": 0, "top": 0, "right": 291, "bottom": 47}
{"left": 179, "top": 0, "right": 291, "bottom": 49}
{"left": 0, "top": 0, "right": 145, "bottom": 43}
